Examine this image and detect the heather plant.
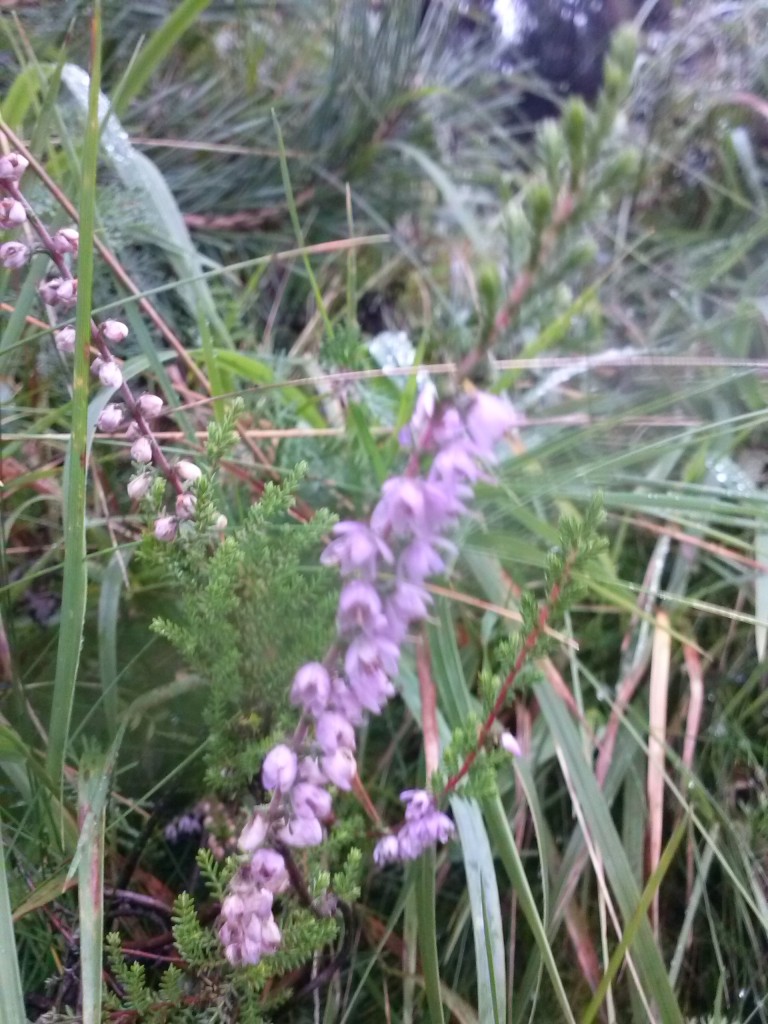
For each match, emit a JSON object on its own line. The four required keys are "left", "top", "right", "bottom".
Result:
{"left": 2, "top": 2, "right": 768, "bottom": 1023}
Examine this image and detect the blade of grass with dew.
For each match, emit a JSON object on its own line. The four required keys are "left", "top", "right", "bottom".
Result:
{"left": 76, "top": 745, "right": 108, "bottom": 1024}
{"left": 46, "top": 5, "right": 102, "bottom": 790}
{"left": 582, "top": 818, "right": 688, "bottom": 1024}
{"left": 109, "top": 0, "right": 214, "bottom": 119}
{"left": 0, "top": 819, "right": 27, "bottom": 1024}
{"left": 536, "top": 684, "right": 684, "bottom": 1023}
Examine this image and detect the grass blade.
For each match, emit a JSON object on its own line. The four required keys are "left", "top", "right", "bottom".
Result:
{"left": 415, "top": 849, "right": 446, "bottom": 1024}
{"left": 77, "top": 747, "right": 108, "bottom": 1024}
{"left": 46, "top": 5, "right": 102, "bottom": 789}
{"left": 0, "top": 819, "right": 27, "bottom": 1024}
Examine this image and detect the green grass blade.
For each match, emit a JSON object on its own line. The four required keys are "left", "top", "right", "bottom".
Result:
{"left": 77, "top": 748, "right": 108, "bottom": 1024}
{"left": 0, "top": 820, "right": 27, "bottom": 1023}
{"left": 46, "top": 6, "right": 102, "bottom": 789}
{"left": 98, "top": 550, "right": 130, "bottom": 738}
{"left": 110, "top": 0, "right": 214, "bottom": 119}
{"left": 536, "top": 684, "right": 684, "bottom": 1023}
{"left": 415, "top": 849, "right": 446, "bottom": 1024}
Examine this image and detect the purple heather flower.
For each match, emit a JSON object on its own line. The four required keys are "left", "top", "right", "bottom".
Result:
{"left": 262, "top": 744, "right": 298, "bottom": 792}
{"left": 131, "top": 437, "right": 152, "bottom": 464}
{"left": 97, "top": 403, "right": 124, "bottom": 433}
{"left": 54, "top": 326, "right": 76, "bottom": 355}
{"left": 390, "top": 789, "right": 456, "bottom": 862}
{"left": 39, "top": 276, "right": 77, "bottom": 309}
{"left": 176, "top": 492, "right": 197, "bottom": 521}
{"left": 277, "top": 814, "right": 324, "bottom": 847}
{"left": 465, "top": 392, "right": 521, "bottom": 455}
{"left": 386, "top": 580, "right": 432, "bottom": 628}
{"left": 397, "top": 538, "right": 450, "bottom": 582}
{"left": 0, "top": 197, "right": 26, "bottom": 229}
{"left": 238, "top": 812, "right": 269, "bottom": 852}
{"left": 373, "top": 834, "right": 400, "bottom": 866}
{"left": 292, "top": 782, "right": 332, "bottom": 821}
{"left": 325, "top": 675, "right": 365, "bottom": 725}
{"left": 0, "top": 241, "right": 30, "bottom": 269}
{"left": 137, "top": 393, "right": 164, "bottom": 419}
{"left": 175, "top": 458, "right": 201, "bottom": 481}
{"left": 500, "top": 731, "right": 522, "bottom": 757}
{"left": 297, "top": 756, "right": 327, "bottom": 785}
{"left": 336, "top": 580, "right": 386, "bottom": 634}
{"left": 51, "top": 227, "right": 79, "bottom": 255}
{"left": 315, "top": 711, "right": 356, "bottom": 755}
{"left": 220, "top": 871, "right": 282, "bottom": 966}
{"left": 250, "top": 848, "right": 290, "bottom": 893}
{"left": 320, "top": 747, "right": 357, "bottom": 791}
{"left": 290, "top": 662, "right": 331, "bottom": 718}
{"left": 101, "top": 319, "right": 128, "bottom": 344}
{"left": 97, "top": 359, "right": 123, "bottom": 389}
{"left": 371, "top": 476, "right": 429, "bottom": 537}
{"left": 0, "top": 152, "right": 29, "bottom": 183}
{"left": 320, "top": 521, "right": 393, "bottom": 579}
{"left": 429, "top": 442, "right": 485, "bottom": 488}
{"left": 154, "top": 516, "right": 178, "bottom": 542}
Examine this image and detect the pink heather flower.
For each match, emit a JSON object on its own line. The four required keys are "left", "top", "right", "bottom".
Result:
{"left": 154, "top": 516, "right": 177, "bottom": 542}
{"left": 238, "top": 812, "right": 269, "bottom": 852}
{"left": 101, "top": 319, "right": 128, "bottom": 344}
{"left": 39, "top": 276, "right": 77, "bottom": 309}
{"left": 315, "top": 711, "right": 356, "bottom": 755}
{"left": 127, "top": 474, "right": 152, "bottom": 501}
{"left": 0, "top": 241, "right": 30, "bottom": 269}
{"left": 131, "top": 437, "right": 152, "bottom": 463}
{"left": 385, "top": 789, "right": 455, "bottom": 862}
{"left": 290, "top": 662, "right": 331, "bottom": 718}
{"left": 386, "top": 580, "right": 432, "bottom": 628}
{"left": 262, "top": 744, "right": 298, "bottom": 792}
{"left": 97, "top": 403, "right": 124, "bottom": 432}
{"left": 325, "top": 676, "right": 365, "bottom": 725}
{"left": 373, "top": 834, "right": 400, "bottom": 866}
{"left": 429, "top": 442, "right": 485, "bottom": 487}
{"left": 398, "top": 538, "right": 449, "bottom": 582}
{"left": 250, "top": 849, "right": 290, "bottom": 893}
{"left": 297, "top": 757, "right": 326, "bottom": 786}
{"left": 319, "top": 747, "right": 357, "bottom": 791}
{"left": 176, "top": 493, "right": 196, "bottom": 521}
{"left": 0, "top": 197, "right": 26, "bottom": 229}
{"left": 0, "top": 152, "right": 29, "bottom": 183}
{"left": 344, "top": 635, "right": 399, "bottom": 711}
{"left": 292, "top": 782, "right": 332, "bottom": 821}
{"left": 98, "top": 360, "right": 123, "bottom": 389}
{"left": 51, "top": 227, "right": 79, "bottom": 255}
{"left": 500, "top": 731, "right": 522, "bottom": 757}
{"left": 465, "top": 392, "right": 521, "bottom": 455}
{"left": 277, "top": 815, "right": 324, "bottom": 847}
{"left": 137, "top": 393, "right": 164, "bottom": 419}
{"left": 54, "top": 326, "right": 76, "bottom": 355}
{"left": 336, "top": 580, "right": 385, "bottom": 634}
{"left": 371, "top": 476, "right": 428, "bottom": 537}
{"left": 320, "top": 521, "right": 393, "bottom": 579}
{"left": 219, "top": 870, "right": 282, "bottom": 966}
{"left": 214, "top": 514, "right": 228, "bottom": 530}
{"left": 175, "top": 458, "right": 201, "bottom": 481}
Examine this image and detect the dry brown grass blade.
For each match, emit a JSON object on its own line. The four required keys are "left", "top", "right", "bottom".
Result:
{"left": 647, "top": 610, "right": 671, "bottom": 940}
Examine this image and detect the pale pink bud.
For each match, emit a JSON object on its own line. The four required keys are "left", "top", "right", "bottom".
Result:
{"left": 137, "top": 393, "right": 163, "bottom": 419}
{"left": 238, "top": 813, "right": 269, "bottom": 853}
{"left": 214, "top": 514, "right": 228, "bottom": 530}
{"left": 98, "top": 360, "right": 123, "bottom": 389}
{"left": 51, "top": 227, "right": 79, "bottom": 255}
{"left": 0, "top": 152, "right": 29, "bottom": 183}
{"left": 175, "top": 493, "right": 196, "bottom": 521}
{"left": 100, "top": 319, "right": 129, "bottom": 344}
{"left": 54, "top": 326, "right": 76, "bottom": 354}
{"left": 176, "top": 459, "right": 201, "bottom": 482}
{"left": 154, "top": 516, "right": 177, "bottom": 542}
{"left": 0, "top": 197, "right": 26, "bottom": 229}
{"left": 500, "top": 731, "right": 522, "bottom": 757}
{"left": 97, "top": 403, "right": 124, "bottom": 432}
{"left": 262, "top": 744, "right": 298, "bottom": 792}
{"left": 39, "top": 277, "right": 77, "bottom": 309}
{"left": 127, "top": 473, "right": 152, "bottom": 501}
{"left": 0, "top": 241, "right": 30, "bottom": 268}
{"left": 131, "top": 437, "right": 152, "bottom": 463}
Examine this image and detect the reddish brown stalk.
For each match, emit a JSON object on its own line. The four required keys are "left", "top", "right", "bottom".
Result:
{"left": 417, "top": 632, "right": 440, "bottom": 780}
{"left": 441, "top": 551, "right": 577, "bottom": 798}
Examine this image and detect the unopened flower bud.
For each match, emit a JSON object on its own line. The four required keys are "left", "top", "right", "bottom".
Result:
{"left": 499, "top": 731, "right": 522, "bottom": 757}
{"left": 0, "top": 152, "right": 29, "bottom": 183}
{"left": 137, "top": 393, "right": 163, "bottom": 419}
{"left": 39, "top": 277, "right": 77, "bottom": 309}
{"left": 98, "top": 360, "right": 123, "bottom": 389}
{"left": 176, "top": 459, "right": 201, "bottom": 482}
{"left": 0, "top": 241, "right": 30, "bottom": 269}
{"left": 154, "top": 515, "right": 178, "bottom": 542}
{"left": 176, "top": 492, "right": 196, "bottom": 521}
{"left": 97, "top": 403, "right": 124, "bottom": 432}
{"left": 54, "top": 326, "right": 76, "bottom": 355}
{"left": 131, "top": 437, "right": 152, "bottom": 463}
{"left": 127, "top": 473, "right": 152, "bottom": 501}
{"left": 214, "top": 514, "right": 228, "bottom": 530}
{"left": 101, "top": 320, "right": 129, "bottom": 344}
{"left": 51, "top": 227, "right": 79, "bottom": 255}
{"left": 0, "top": 197, "right": 26, "bottom": 229}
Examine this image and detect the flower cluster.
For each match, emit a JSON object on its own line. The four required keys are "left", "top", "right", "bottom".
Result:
{"left": 0, "top": 145, "right": 209, "bottom": 541}
{"left": 218, "top": 384, "right": 522, "bottom": 965}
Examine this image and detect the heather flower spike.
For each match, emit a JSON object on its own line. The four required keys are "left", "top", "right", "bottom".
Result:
{"left": 219, "top": 384, "right": 522, "bottom": 963}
